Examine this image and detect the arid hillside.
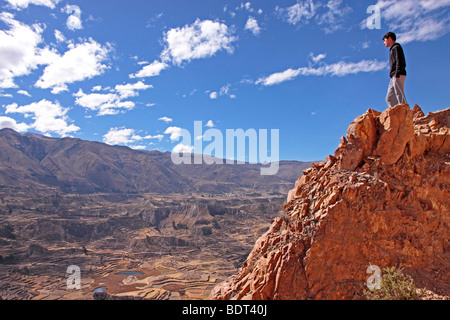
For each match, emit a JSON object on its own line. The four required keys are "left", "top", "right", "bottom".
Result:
{"left": 211, "top": 104, "right": 449, "bottom": 300}
{"left": 0, "top": 129, "right": 312, "bottom": 300}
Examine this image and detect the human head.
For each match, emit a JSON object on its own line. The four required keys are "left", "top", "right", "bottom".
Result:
{"left": 383, "top": 32, "right": 396, "bottom": 47}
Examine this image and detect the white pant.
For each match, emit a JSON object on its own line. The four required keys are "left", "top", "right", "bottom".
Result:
{"left": 386, "top": 75, "right": 407, "bottom": 108}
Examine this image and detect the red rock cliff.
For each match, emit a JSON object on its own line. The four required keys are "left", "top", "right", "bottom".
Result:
{"left": 211, "top": 104, "right": 449, "bottom": 300}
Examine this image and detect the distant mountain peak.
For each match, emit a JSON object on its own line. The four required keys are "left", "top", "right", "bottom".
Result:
{"left": 0, "top": 128, "right": 312, "bottom": 195}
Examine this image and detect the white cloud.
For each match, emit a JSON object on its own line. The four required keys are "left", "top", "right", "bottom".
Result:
{"left": 161, "top": 19, "right": 236, "bottom": 66}
{"left": 143, "top": 134, "right": 163, "bottom": 141}
{"left": 220, "top": 84, "right": 230, "bottom": 95}
{"left": 74, "top": 89, "right": 134, "bottom": 116}
{"left": 316, "top": 0, "right": 352, "bottom": 33}
{"left": 66, "top": 14, "right": 82, "bottom": 31}
{"left": 130, "top": 60, "right": 168, "bottom": 78}
{"left": 370, "top": 0, "right": 450, "bottom": 43}
{"left": 158, "top": 116, "right": 173, "bottom": 123}
{"left": 74, "top": 81, "right": 151, "bottom": 115}
{"left": 114, "top": 81, "right": 152, "bottom": 99}
{"left": 133, "top": 19, "right": 236, "bottom": 80}
{"left": 237, "top": 2, "right": 257, "bottom": 13}
{"left": 5, "top": 0, "right": 61, "bottom": 10}
{"left": 276, "top": 0, "right": 316, "bottom": 25}
{"left": 17, "top": 89, "right": 31, "bottom": 96}
{"left": 205, "top": 120, "right": 215, "bottom": 128}
{"left": 4, "top": 99, "right": 79, "bottom": 136}
{"left": 256, "top": 59, "right": 388, "bottom": 86}
{"left": 35, "top": 38, "right": 110, "bottom": 93}
{"left": 310, "top": 52, "right": 326, "bottom": 64}
{"left": 240, "top": 2, "right": 252, "bottom": 11}
{"left": 102, "top": 127, "right": 161, "bottom": 149}
{"left": 103, "top": 127, "right": 136, "bottom": 145}
{"left": 209, "top": 91, "right": 218, "bottom": 99}
{"left": 172, "top": 143, "right": 194, "bottom": 153}
{"left": 0, "top": 12, "right": 58, "bottom": 89}
{"left": 130, "top": 145, "right": 147, "bottom": 150}
{"left": 54, "top": 29, "right": 66, "bottom": 43}
{"left": 397, "top": 18, "right": 449, "bottom": 43}
{"left": 0, "top": 116, "right": 29, "bottom": 132}
{"left": 275, "top": 0, "right": 352, "bottom": 33}
{"left": 209, "top": 84, "right": 234, "bottom": 99}
{"left": 257, "top": 68, "right": 303, "bottom": 86}
{"left": 164, "top": 126, "right": 183, "bottom": 141}
{"left": 245, "top": 16, "right": 261, "bottom": 36}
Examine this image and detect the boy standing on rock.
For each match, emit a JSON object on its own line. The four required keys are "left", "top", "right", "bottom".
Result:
{"left": 383, "top": 31, "right": 407, "bottom": 107}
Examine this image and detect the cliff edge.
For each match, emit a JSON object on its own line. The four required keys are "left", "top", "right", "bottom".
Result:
{"left": 211, "top": 104, "right": 449, "bottom": 300}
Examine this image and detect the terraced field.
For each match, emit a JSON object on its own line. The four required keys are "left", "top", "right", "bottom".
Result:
{"left": 0, "top": 192, "right": 282, "bottom": 300}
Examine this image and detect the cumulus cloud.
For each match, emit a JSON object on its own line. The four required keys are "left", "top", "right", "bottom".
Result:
{"left": 245, "top": 16, "right": 261, "bottom": 36}
{"left": 114, "top": 81, "right": 152, "bottom": 99}
{"left": 0, "top": 12, "right": 58, "bottom": 89}
{"left": 158, "top": 116, "right": 173, "bottom": 123}
{"left": 256, "top": 59, "right": 388, "bottom": 86}
{"left": 161, "top": 19, "right": 236, "bottom": 66}
{"left": 209, "top": 91, "right": 218, "bottom": 99}
{"left": 4, "top": 99, "right": 79, "bottom": 136}
{"left": 130, "top": 60, "right": 168, "bottom": 78}
{"left": 74, "top": 89, "right": 134, "bottom": 116}
{"left": 371, "top": 0, "right": 450, "bottom": 43}
{"left": 131, "top": 19, "right": 236, "bottom": 79}
{"left": 205, "top": 120, "right": 215, "bottom": 128}
{"left": 103, "top": 127, "right": 139, "bottom": 145}
{"left": 35, "top": 38, "right": 110, "bottom": 93}
{"left": 0, "top": 116, "right": 29, "bottom": 132}
{"left": 5, "top": 0, "right": 61, "bottom": 10}
{"left": 17, "top": 89, "right": 31, "bottom": 96}
{"left": 102, "top": 127, "right": 161, "bottom": 149}
{"left": 164, "top": 126, "right": 183, "bottom": 141}
{"left": 172, "top": 143, "right": 194, "bottom": 154}
{"left": 74, "top": 80, "right": 151, "bottom": 116}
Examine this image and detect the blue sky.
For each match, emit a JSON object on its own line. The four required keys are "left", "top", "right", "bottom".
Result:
{"left": 0, "top": 0, "right": 449, "bottom": 162}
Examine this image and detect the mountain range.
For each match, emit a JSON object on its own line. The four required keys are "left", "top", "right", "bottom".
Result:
{"left": 0, "top": 128, "right": 312, "bottom": 195}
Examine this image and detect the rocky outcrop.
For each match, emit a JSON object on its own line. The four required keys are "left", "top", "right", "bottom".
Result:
{"left": 211, "top": 104, "right": 449, "bottom": 300}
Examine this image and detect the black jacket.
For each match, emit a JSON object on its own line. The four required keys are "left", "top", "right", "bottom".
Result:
{"left": 389, "top": 43, "right": 407, "bottom": 78}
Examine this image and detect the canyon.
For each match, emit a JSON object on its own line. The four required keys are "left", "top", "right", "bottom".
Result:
{"left": 0, "top": 128, "right": 311, "bottom": 299}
